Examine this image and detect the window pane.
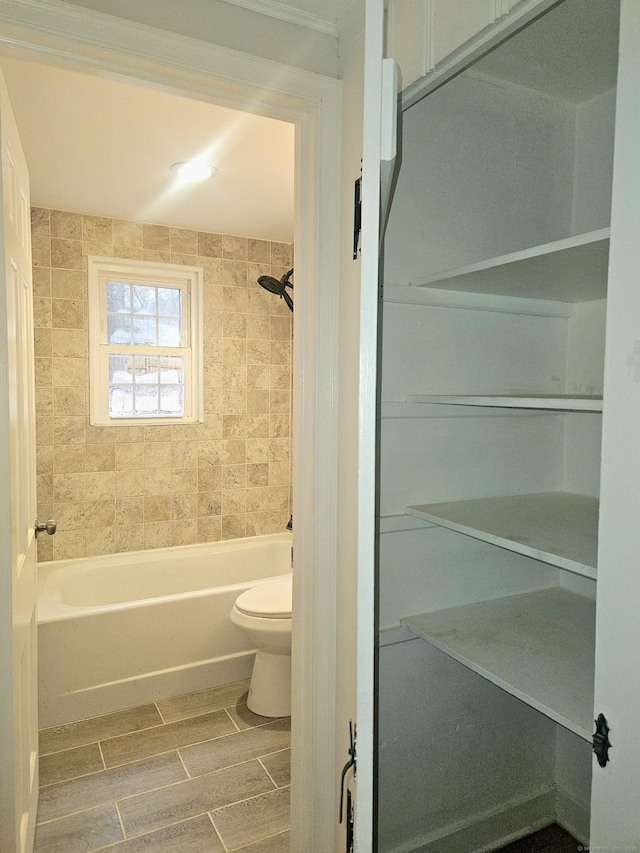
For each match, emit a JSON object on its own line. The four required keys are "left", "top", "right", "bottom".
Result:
{"left": 107, "top": 314, "right": 132, "bottom": 345}
{"left": 133, "top": 383, "right": 160, "bottom": 416}
{"left": 158, "top": 287, "right": 181, "bottom": 317}
{"left": 108, "top": 353, "right": 184, "bottom": 418}
{"left": 106, "top": 281, "right": 130, "bottom": 313}
{"left": 159, "top": 385, "right": 184, "bottom": 416}
{"left": 109, "top": 354, "right": 132, "bottom": 384}
{"left": 133, "top": 317, "right": 157, "bottom": 346}
{"left": 158, "top": 318, "right": 181, "bottom": 346}
{"left": 133, "top": 285, "right": 157, "bottom": 315}
{"left": 109, "top": 385, "right": 134, "bottom": 417}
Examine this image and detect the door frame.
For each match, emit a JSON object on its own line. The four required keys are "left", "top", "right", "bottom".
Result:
{"left": 0, "top": 2, "right": 342, "bottom": 848}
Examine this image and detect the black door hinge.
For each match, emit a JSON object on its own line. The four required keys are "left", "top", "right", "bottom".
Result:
{"left": 353, "top": 176, "right": 362, "bottom": 260}
{"left": 593, "top": 713, "right": 611, "bottom": 767}
{"left": 339, "top": 720, "right": 357, "bottom": 823}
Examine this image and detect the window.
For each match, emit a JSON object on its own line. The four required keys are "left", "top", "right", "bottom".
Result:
{"left": 88, "top": 256, "right": 203, "bottom": 426}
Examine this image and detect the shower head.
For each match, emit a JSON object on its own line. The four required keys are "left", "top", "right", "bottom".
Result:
{"left": 258, "top": 268, "right": 294, "bottom": 312}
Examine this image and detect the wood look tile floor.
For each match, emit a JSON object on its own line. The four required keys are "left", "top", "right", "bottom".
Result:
{"left": 35, "top": 679, "right": 291, "bottom": 853}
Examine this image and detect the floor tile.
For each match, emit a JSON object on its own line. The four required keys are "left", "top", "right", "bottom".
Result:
{"left": 39, "top": 743, "right": 104, "bottom": 787}
{"left": 235, "top": 831, "right": 290, "bottom": 853}
{"left": 259, "top": 749, "right": 290, "bottom": 788}
{"left": 98, "top": 814, "right": 225, "bottom": 852}
{"left": 211, "top": 785, "right": 290, "bottom": 851}
{"left": 180, "top": 719, "right": 291, "bottom": 777}
{"left": 117, "top": 759, "right": 275, "bottom": 837}
{"left": 40, "top": 705, "right": 163, "bottom": 755}
{"left": 101, "top": 710, "right": 237, "bottom": 768}
{"left": 157, "top": 680, "right": 250, "bottom": 723}
{"left": 37, "top": 752, "right": 186, "bottom": 824}
{"left": 226, "top": 703, "right": 276, "bottom": 731}
{"left": 33, "top": 804, "right": 122, "bottom": 853}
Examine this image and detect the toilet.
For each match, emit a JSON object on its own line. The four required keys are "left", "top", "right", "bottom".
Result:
{"left": 230, "top": 575, "right": 293, "bottom": 717}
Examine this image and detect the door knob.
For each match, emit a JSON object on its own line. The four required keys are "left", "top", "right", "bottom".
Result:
{"left": 35, "top": 517, "right": 57, "bottom": 538}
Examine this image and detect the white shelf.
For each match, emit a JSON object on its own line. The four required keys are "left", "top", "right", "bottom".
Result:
{"left": 402, "top": 587, "right": 595, "bottom": 741}
{"left": 405, "top": 492, "right": 598, "bottom": 579}
{"left": 382, "top": 286, "right": 575, "bottom": 316}
{"left": 409, "top": 229, "right": 610, "bottom": 302}
{"left": 405, "top": 394, "right": 603, "bottom": 412}
{"left": 380, "top": 401, "right": 557, "bottom": 419}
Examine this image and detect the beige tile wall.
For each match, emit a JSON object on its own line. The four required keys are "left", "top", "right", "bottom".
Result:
{"left": 32, "top": 208, "right": 293, "bottom": 562}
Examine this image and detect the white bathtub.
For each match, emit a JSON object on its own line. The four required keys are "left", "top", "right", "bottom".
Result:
{"left": 37, "top": 532, "right": 292, "bottom": 727}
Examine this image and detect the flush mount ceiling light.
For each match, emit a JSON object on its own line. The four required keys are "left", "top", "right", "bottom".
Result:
{"left": 171, "top": 161, "right": 218, "bottom": 182}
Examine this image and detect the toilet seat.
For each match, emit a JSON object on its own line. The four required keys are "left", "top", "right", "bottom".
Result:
{"left": 234, "top": 576, "right": 292, "bottom": 619}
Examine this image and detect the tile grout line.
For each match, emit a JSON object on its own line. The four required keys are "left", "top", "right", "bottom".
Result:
{"left": 176, "top": 749, "right": 192, "bottom": 780}
{"left": 257, "top": 757, "right": 278, "bottom": 789}
{"left": 154, "top": 701, "right": 167, "bottom": 725}
{"left": 113, "top": 801, "right": 126, "bottom": 842}
{"left": 208, "top": 812, "right": 231, "bottom": 853}
{"left": 234, "top": 829, "right": 291, "bottom": 852}
{"left": 97, "top": 740, "right": 107, "bottom": 772}
{"left": 225, "top": 707, "right": 243, "bottom": 733}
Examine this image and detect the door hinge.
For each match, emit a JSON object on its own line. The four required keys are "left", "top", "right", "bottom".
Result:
{"left": 593, "top": 713, "right": 612, "bottom": 767}
{"left": 353, "top": 176, "right": 362, "bottom": 260}
{"left": 339, "top": 720, "right": 357, "bottom": 823}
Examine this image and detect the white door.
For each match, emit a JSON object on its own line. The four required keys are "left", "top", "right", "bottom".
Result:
{"left": 0, "top": 67, "right": 39, "bottom": 853}
{"left": 590, "top": 0, "right": 640, "bottom": 845}
{"left": 336, "top": 0, "right": 395, "bottom": 848}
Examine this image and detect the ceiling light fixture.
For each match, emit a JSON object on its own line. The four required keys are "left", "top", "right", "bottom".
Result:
{"left": 171, "top": 161, "right": 218, "bottom": 182}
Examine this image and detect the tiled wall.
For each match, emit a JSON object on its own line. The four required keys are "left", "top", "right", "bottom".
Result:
{"left": 32, "top": 208, "right": 293, "bottom": 562}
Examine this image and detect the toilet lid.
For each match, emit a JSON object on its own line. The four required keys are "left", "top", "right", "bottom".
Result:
{"left": 235, "top": 576, "right": 292, "bottom": 618}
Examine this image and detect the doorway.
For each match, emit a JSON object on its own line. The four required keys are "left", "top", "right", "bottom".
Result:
{"left": 0, "top": 8, "right": 342, "bottom": 849}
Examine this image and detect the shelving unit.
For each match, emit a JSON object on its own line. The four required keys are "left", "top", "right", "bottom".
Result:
{"left": 405, "top": 394, "right": 603, "bottom": 412}
{"left": 376, "top": 0, "right": 627, "bottom": 843}
{"left": 402, "top": 587, "right": 595, "bottom": 741}
{"left": 405, "top": 492, "right": 598, "bottom": 579}
{"left": 409, "top": 229, "right": 610, "bottom": 302}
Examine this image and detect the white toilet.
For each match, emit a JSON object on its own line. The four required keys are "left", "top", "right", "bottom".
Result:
{"left": 230, "top": 575, "right": 292, "bottom": 717}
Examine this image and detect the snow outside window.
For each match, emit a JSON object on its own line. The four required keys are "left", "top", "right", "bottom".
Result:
{"left": 88, "top": 256, "right": 203, "bottom": 426}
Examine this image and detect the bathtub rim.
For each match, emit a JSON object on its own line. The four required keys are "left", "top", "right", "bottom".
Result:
{"left": 38, "top": 531, "right": 293, "bottom": 623}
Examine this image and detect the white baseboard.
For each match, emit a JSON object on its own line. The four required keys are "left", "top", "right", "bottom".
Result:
{"left": 39, "top": 652, "right": 255, "bottom": 728}
{"left": 556, "top": 788, "right": 590, "bottom": 845}
{"left": 381, "top": 788, "right": 557, "bottom": 853}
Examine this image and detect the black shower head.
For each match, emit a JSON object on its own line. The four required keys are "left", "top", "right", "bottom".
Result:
{"left": 258, "top": 268, "right": 294, "bottom": 312}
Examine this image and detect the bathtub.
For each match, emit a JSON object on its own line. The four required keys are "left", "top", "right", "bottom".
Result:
{"left": 37, "top": 532, "right": 292, "bottom": 727}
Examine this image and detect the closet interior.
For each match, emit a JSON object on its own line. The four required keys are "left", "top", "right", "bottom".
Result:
{"left": 377, "top": 0, "right": 619, "bottom": 848}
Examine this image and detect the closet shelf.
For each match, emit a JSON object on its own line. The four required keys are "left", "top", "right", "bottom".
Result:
{"left": 405, "top": 394, "right": 603, "bottom": 412}
{"left": 409, "top": 229, "right": 610, "bottom": 302}
{"left": 402, "top": 587, "right": 595, "bottom": 741}
{"left": 405, "top": 492, "right": 598, "bottom": 579}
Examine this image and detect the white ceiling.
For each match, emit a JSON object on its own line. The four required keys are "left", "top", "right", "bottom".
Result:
{"left": 1, "top": 57, "right": 295, "bottom": 243}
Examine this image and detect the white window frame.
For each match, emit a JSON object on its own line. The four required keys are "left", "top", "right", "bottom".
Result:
{"left": 88, "top": 255, "right": 204, "bottom": 426}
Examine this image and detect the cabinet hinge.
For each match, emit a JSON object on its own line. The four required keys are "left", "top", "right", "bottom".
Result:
{"left": 593, "top": 713, "right": 611, "bottom": 767}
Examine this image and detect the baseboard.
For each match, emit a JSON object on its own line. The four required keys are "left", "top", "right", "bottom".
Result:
{"left": 381, "top": 788, "right": 557, "bottom": 853}
{"left": 556, "top": 788, "right": 590, "bottom": 845}
{"left": 39, "top": 651, "right": 255, "bottom": 727}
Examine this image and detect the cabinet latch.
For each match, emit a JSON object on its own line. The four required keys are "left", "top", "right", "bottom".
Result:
{"left": 593, "top": 713, "right": 611, "bottom": 767}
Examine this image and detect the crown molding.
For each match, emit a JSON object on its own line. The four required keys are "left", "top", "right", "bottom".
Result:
{"left": 220, "top": 0, "right": 338, "bottom": 36}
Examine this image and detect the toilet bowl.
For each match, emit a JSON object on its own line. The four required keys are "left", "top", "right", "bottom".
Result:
{"left": 230, "top": 575, "right": 292, "bottom": 717}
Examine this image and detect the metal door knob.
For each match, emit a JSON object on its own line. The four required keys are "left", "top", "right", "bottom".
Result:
{"left": 35, "top": 517, "right": 57, "bottom": 538}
